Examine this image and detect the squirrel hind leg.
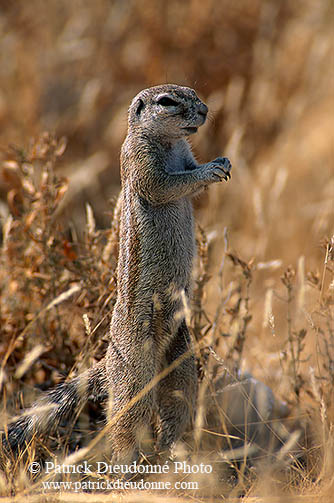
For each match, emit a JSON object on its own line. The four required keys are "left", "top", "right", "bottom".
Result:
{"left": 107, "top": 397, "right": 155, "bottom": 464}
{"left": 105, "top": 344, "right": 156, "bottom": 463}
{"left": 156, "top": 320, "right": 197, "bottom": 455}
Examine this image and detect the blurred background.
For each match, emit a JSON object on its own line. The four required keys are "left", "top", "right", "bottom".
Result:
{"left": 0, "top": 0, "right": 332, "bottom": 376}
{"left": 0, "top": 0, "right": 331, "bottom": 258}
{"left": 0, "top": 1, "right": 333, "bottom": 493}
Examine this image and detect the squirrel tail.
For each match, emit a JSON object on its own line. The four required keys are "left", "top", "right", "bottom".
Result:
{"left": 1, "top": 359, "right": 107, "bottom": 456}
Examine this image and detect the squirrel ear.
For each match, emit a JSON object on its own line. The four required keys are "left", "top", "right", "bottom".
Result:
{"left": 135, "top": 99, "right": 144, "bottom": 116}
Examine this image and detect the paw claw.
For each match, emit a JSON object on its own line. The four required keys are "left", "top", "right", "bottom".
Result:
{"left": 202, "top": 157, "right": 232, "bottom": 184}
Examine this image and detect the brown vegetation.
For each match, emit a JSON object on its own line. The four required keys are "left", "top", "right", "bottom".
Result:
{"left": 0, "top": 0, "right": 333, "bottom": 501}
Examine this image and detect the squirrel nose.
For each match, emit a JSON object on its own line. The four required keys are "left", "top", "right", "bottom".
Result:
{"left": 198, "top": 103, "right": 208, "bottom": 117}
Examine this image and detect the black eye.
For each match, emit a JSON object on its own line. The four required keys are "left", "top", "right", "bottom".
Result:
{"left": 157, "top": 96, "right": 179, "bottom": 107}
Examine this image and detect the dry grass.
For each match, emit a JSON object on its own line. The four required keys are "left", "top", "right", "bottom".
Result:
{"left": 0, "top": 0, "right": 333, "bottom": 501}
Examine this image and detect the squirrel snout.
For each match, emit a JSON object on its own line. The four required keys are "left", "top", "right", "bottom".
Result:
{"left": 198, "top": 103, "right": 208, "bottom": 117}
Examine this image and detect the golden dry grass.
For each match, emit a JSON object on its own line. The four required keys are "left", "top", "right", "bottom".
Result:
{"left": 0, "top": 0, "right": 333, "bottom": 501}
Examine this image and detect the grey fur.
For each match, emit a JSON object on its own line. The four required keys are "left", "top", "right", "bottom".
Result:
{"left": 1, "top": 84, "right": 231, "bottom": 461}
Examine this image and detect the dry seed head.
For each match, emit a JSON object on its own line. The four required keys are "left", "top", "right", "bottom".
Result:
{"left": 306, "top": 270, "right": 320, "bottom": 288}
{"left": 83, "top": 313, "right": 91, "bottom": 337}
{"left": 55, "top": 179, "right": 68, "bottom": 204}
{"left": 329, "top": 236, "right": 334, "bottom": 261}
{"left": 227, "top": 252, "right": 253, "bottom": 279}
{"left": 320, "top": 397, "right": 328, "bottom": 426}
{"left": 281, "top": 265, "right": 295, "bottom": 287}
{"left": 263, "top": 288, "right": 274, "bottom": 331}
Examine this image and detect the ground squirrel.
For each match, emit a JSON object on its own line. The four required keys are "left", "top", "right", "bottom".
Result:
{"left": 1, "top": 84, "right": 231, "bottom": 463}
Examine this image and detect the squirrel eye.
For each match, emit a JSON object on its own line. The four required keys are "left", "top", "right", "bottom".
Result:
{"left": 157, "top": 96, "right": 179, "bottom": 107}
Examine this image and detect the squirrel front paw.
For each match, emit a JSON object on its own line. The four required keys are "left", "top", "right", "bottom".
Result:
{"left": 204, "top": 157, "right": 232, "bottom": 182}
{"left": 210, "top": 157, "right": 232, "bottom": 180}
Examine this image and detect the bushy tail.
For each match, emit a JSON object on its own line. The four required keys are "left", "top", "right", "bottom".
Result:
{"left": 1, "top": 359, "right": 107, "bottom": 457}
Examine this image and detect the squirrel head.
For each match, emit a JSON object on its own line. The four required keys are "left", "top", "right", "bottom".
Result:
{"left": 128, "top": 84, "right": 208, "bottom": 141}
